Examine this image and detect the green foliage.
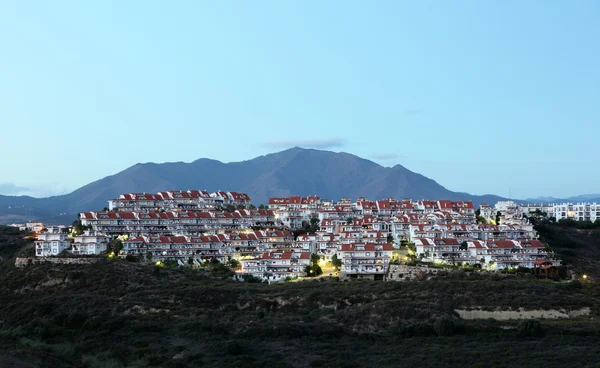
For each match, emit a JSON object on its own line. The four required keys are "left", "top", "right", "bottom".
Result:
{"left": 303, "top": 217, "right": 321, "bottom": 234}
{"left": 434, "top": 317, "right": 456, "bottom": 336}
{"left": 517, "top": 319, "right": 545, "bottom": 338}
{"left": 109, "top": 239, "right": 123, "bottom": 256}
{"left": 162, "top": 260, "right": 179, "bottom": 268}
{"left": 227, "top": 258, "right": 241, "bottom": 270}
{"left": 0, "top": 259, "right": 598, "bottom": 367}
{"left": 331, "top": 254, "right": 342, "bottom": 271}
{"left": 305, "top": 264, "right": 323, "bottom": 277}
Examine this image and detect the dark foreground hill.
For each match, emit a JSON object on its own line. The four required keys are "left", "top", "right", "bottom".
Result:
{"left": 0, "top": 147, "right": 505, "bottom": 224}
{"left": 0, "top": 224, "right": 599, "bottom": 367}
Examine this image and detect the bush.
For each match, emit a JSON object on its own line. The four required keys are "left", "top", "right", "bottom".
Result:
{"left": 517, "top": 319, "right": 545, "bottom": 338}
{"left": 125, "top": 255, "right": 139, "bottom": 262}
{"left": 226, "top": 341, "right": 242, "bottom": 355}
{"left": 434, "top": 317, "right": 456, "bottom": 336}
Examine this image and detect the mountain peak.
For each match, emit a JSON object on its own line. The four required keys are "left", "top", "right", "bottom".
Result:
{"left": 0, "top": 149, "right": 507, "bottom": 224}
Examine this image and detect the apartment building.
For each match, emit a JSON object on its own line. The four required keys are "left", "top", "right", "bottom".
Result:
{"left": 553, "top": 203, "right": 599, "bottom": 222}
{"left": 35, "top": 227, "right": 70, "bottom": 257}
{"left": 71, "top": 232, "right": 110, "bottom": 255}
{"left": 336, "top": 243, "right": 393, "bottom": 280}
{"left": 238, "top": 251, "right": 311, "bottom": 282}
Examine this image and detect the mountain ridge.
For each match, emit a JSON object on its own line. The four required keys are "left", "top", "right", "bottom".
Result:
{"left": 1, "top": 147, "right": 509, "bottom": 224}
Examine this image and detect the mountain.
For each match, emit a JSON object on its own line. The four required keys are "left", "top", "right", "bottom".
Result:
{"left": 523, "top": 194, "right": 600, "bottom": 204}
{"left": 0, "top": 147, "right": 507, "bottom": 224}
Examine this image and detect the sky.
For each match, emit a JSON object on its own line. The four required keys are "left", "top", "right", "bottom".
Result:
{"left": 1, "top": 1, "right": 599, "bottom": 199}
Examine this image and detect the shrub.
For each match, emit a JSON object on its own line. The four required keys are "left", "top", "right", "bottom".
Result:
{"left": 434, "top": 317, "right": 456, "bottom": 336}
{"left": 517, "top": 319, "right": 545, "bottom": 338}
{"left": 226, "top": 341, "right": 242, "bottom": 355}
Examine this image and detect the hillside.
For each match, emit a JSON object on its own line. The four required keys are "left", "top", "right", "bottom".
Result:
{"left": 0, "top": 226, "right": 599, "bottom": 367}
{"left": 536, "top": 223, "right": 600, "bottom": 279}
{"left": 0, "top": 148, "right": 505, "bottom": 224}
{"left": 0, "top": 261, "right": 599, "bottom": 367}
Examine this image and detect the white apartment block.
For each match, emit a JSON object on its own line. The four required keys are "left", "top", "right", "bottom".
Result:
{"left": 35, "top": 227, "right": 70, "bottom": 257}
{"left": 553, "top": 203, "right": 599, "bottom": 222}
{"left": 239, "top": 251, "right": 311, "bottom": 282}
{"left": 337, "top": 243, "right": 393, "bottom": 280}
{"left": 71, "top": 232, "right": 110, "bottom": 255}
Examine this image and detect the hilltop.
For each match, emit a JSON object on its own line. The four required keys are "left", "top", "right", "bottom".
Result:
{"left": 0, "top": 148, "right": 505, "bottom": 224}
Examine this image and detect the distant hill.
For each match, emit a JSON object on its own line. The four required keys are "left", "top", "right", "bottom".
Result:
{"left": 0, "top": 147, "right": 507, "bottom": 224}
{"left": 523, "top": 194, "right": 600, "bottom": 204}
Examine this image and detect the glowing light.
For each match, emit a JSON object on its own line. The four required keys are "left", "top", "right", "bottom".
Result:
{"left": 583, "top": 274, "right": 588, "bottom": 279}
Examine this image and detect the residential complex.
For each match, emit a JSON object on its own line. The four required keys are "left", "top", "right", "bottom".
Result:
{"left": 28, "top": 188, "right": 571, "bottom": 281}
{"left": 72, "top": 191, "right": 563, "bottom": 281}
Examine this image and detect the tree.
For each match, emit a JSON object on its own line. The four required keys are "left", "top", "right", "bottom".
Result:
{"left": 248, "top": 204, "right": 256, "bottom": 209}
{"left": 109, "top": 239, "right": 123, "bottom": 257}
{"left": 305, "top": 264, "right": 323, "bottom": 277}
{"left": 434, "top": 317, "right": 456, "bottom": 336}
{"left": 188, "top": 257, "right": 194, "bottom": 266}
{"left": 228, "top": 258, "right": 241, "bottom": 270}
{"left": 386, "top": 234, "right": 394, "bottom": 244}
{"left": 495, "top": 211, "right": 501, "bottom": 225}
{"left": 346, "top": 217, "right": 353, "bottom": 224}
{"left": 258, "top": 204, "right": 266, "bottom": 210}
{"left": 71, "top": 220, "right": 85, "bottom": 236}
{"left": 517, "top": 319, "right": 545, "bottom": 337}
{"left": 331, "top": 254, "right": 342, "bottom": 271}
{"left": 306, "top": 217, "right": 320, "bottom": 234}
{"left": 459, "top": 241, "right": 468, "bottom": 250}
{"left": 146, "top": 252, "right": 153, "bottom": 262}
{"left": 306, "top": 253, "right": 323, "bottom": 277}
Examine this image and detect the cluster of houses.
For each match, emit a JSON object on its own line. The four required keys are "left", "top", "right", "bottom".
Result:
{"left": 34, "top": 227, "right": 110, "bottom": 257}
{"left": 28, "top": 190, "right": 581, "bottom": 281}
{"left": 107, "top": 190, "right": 251, "bottom": 212}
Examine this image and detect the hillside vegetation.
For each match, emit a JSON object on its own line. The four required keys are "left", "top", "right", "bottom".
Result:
{"left": 536, "top": 222, "right": 600, "bottom": 279}
{"left": 0, "top": 226, "right": 599, "bottom": 367}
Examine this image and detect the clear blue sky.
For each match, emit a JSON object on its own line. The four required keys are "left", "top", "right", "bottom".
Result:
{"left": 1, "top": 1, "right": 599, "bottom": 199}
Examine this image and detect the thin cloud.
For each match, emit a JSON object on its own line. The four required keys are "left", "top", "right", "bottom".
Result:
{"left": 0, "top": 183, "right": 31, "bottom": 195}
{"left": 405, "top": 108, "right": 421, "bottom": 115}
{"left": 370, "top": 153, "right": 407, "bottom": 160}
{"left": 262, "top": 138, "right": 346, "bottom": 149}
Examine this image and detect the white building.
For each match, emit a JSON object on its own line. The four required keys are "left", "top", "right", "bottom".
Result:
{"left": 553, "top": 203, "right": 599, "bottom": 222}
{"left": 520, "top": 203, "right": 553, "bottom": 217}
{"left": 494, "top": 201, "right": 518, "bottom": 212}
{"left": 26, "top": 222, "right": 46, "bottom": 233}
{"left": 35, "top": 227, "right": 70, "bottom": 257}
{"left": 71, "top": 232, "right": 110, "bottom": 255}
{"left": 238, "top": 251, "right": 311, "bottom": 282}
{"left": 337, "top": 243, "right": 393, "bottom": 280}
